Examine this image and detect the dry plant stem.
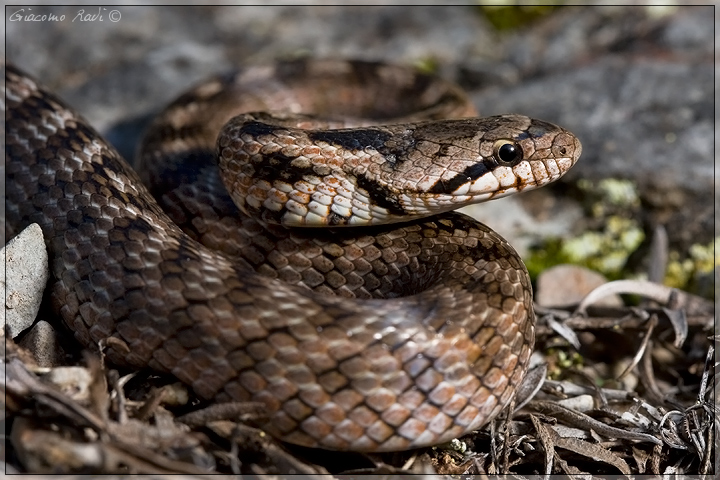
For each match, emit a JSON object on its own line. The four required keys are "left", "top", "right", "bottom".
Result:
{"left": 6, "top": 359, "right": 106, "bottom": 431}
{"left": 178, "top": 401, "right": 268, "bottom": 427}
{"left": 501, "top": 396, "right": 516, "bottom": 473}
{"left": 640, "top": 338, "right": 665, "bottom": 405}
{"left": 647, "top": 225, "right": 669, "bottom": 284}
{"left": 488, "top": 417, "right": 498, "bottom": 472}
{"left": 108, "top": 370, "right": 128, "bottom": 424}
{"left": 551, "top": 429, "right": 632, "bottom": 475}
{"left": 698, "top": 345, "right": 713, "bottom": 401}
{"left": 536, "top": 311, "right": 710, "bottom": 335}
{"left": 85, "top": 352, "right": 110, "bottom": 423}
{"left": 618, "top": 314, "right": 658, "bottom": 382}
{"left": 228, "top": 442, "right": 241, "bottom": 475}
{"left": 530, "top": 414, "right": 555, "bottom": 476}
{"left": 401, "top": 452, "right": 418, "bottom": 471}
{"left": 102, "top": 440, "right": 209, "bottom": 475}
{"left": 6, "top": 359, "right": 210, "bottom": 475}
{"left": 699, "top": 416, "right": 712, "bottom": 474}
{"left": 530, "top": 401, "right": 661, "bottom": 444}
{"left": 543, "top": 379, "right": 656, "bottom": 403}
{"left": 576, "top": 280, "right": 677, "bottom": 314}
{"left": 134, "top": 387, "right": 168, "bottom": 422}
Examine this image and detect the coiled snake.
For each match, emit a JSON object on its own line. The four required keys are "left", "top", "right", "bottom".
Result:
{"left": 5, "top": 60, "right": 581, "bottom": 451}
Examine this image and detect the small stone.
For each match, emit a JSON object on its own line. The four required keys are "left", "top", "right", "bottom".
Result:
{"left": 557, "top": 394, "right": 594, "bottom": 412}
{"left": 2, "top": 224, "right": 49, "bottom": 338}
{"left": 43, "top": 367, "right": 93, "bottom": 402}
{"left": 17, "top": 320, "right": 65, "bottom": 368}
{"left": 536, "top": 264, "right": 622, "bottom": 308}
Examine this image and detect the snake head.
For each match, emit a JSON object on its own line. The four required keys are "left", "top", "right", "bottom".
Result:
{"left": 391, "top": 114, "right": 582, "bottom": 216}
{"left": 218, "top": 113, "right": 581, "bottom": 227}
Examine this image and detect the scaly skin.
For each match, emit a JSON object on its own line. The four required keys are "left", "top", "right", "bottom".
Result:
{"left": 5, "top": 60, "right": 581, "bottom": 451}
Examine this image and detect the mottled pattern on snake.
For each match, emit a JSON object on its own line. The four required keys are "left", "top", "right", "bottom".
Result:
{"left": 4, "top": 59, "right": 581, "bottom": 451}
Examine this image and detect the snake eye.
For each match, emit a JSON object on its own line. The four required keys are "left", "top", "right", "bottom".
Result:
{"left": 493, "top": 140, "right": 523, "bottom": 166}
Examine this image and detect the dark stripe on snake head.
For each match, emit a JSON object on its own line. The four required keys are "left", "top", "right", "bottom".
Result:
{"left": 520, "top": 119, "right": 555, "bottom": 140}
{"left": 308, "top": 129, "right": 393, "bottom": 153}
{"left": 240, "top": 120, "right": 283, "bottom": 138}
{"left": 426, "top": 161, "right": 492, "bottom": 195}
{"left": 355, "top": 174, "right": 405, "bottom": 215}
{"left": 410, "top": 119, "right": 488, "bottom": 143}
{"left": 252, "top": 152, "right": 316, "bottom": 185}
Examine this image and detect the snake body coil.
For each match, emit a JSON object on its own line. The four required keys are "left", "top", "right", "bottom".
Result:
{"left": 5, "top": 60, "right": 581, "bottom": 451}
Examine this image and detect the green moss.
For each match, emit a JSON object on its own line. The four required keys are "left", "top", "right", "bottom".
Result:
{"left": 413, "top": 57, "right": 440, "bottom": 75}
{"left": 478, "top": 3, "right": 565, "bottom": 31}
{"left": 546, "top": 348, "right": 584, "bottom": 380}
{"left": 525, "top": 237, "right": 573, "bottom": 279}
{"left": 578, "top": 178, "right": 641, "bottom": 213}
{"left": 562, "top": 216, "right": 644, "bottom": 276}
{"left": 527, "top": 179, "right": 644, "bottom": 281}
{"left": 527, "top": 178, "right": 712, "bottom": 295}
{"left": 664, "top": 237, "right": 718, "bottom": 291}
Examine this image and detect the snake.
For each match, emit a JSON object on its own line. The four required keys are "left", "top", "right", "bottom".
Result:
{"left": 5, "top": 59, "right": 581, "bottom": 452}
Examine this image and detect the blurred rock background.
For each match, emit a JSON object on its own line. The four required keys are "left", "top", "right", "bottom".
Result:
{"left": 5, "top": 3, "right": 715, "bottom": 293}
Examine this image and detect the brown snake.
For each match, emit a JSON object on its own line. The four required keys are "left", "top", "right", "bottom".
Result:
{"left": 5, "top": 59, "right": 581, "bottom": 451}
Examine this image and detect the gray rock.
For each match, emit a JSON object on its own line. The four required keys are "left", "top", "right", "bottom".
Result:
{"left": 17, "top": 320, "right": 65, "bottom": 368}
{"left": 2, "top": 224, "right": 49, "bottom": 338}
{"left": 472, "top": 58, "right": 712, "bottom": 197}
